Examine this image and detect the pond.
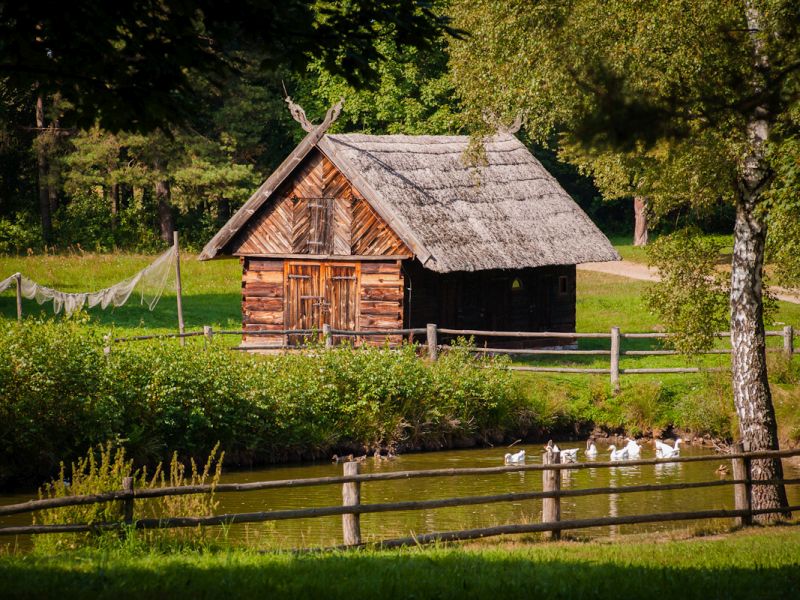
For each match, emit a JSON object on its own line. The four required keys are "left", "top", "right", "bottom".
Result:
{"left": 2, "top": 442, "right": 799, "bottom": 550}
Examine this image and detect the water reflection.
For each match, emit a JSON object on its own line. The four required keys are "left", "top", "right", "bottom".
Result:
{"left": 1, "top": 443, "right": 798, "bottom": 549}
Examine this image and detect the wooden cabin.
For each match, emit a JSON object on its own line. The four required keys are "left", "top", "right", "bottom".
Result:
{"left": 199, "top": 104, "right": 619, "bottom": 347}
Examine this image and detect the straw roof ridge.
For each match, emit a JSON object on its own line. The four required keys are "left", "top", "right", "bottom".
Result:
{"left": 321, "top": 132, "right": 619, "bottom": 273}
{"left": 199, "top": 129, "right": 619, "bottom": 271}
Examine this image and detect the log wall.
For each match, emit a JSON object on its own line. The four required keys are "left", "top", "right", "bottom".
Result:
{"left": 241, "top": 258, "right": 285, "bottom": 345}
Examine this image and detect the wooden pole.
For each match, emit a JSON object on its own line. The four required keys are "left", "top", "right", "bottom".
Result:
{"left": 784, "top": 325, "right": 794, "bottom": 358}
{"left": 731, "top": 441, "right": 752, "bottom": 527}
{"left": 342, "top": 461, "right": 362, "bottom": 546}
{"left": 427, "top": 323, "right": 438, "bottom": 361}
{"left": 542, "top": 450, "right": 561, "bottom": 540}
{"left": 15, "top": 273, "right": 22, "bottom": 322}
{"left": 173, "top": 231, "right": 185, "bottom": 346}
{"left": 610, "top": 326, "right": 621, "bottom": 392}
{"left": 122, "top": 476, "right": 134, "bottom": 525}
{"left": 323, "top": 323, "right": 333, "bottom": 349}
{"left": 203, "top": 325, "right": 213, "bottom": 350}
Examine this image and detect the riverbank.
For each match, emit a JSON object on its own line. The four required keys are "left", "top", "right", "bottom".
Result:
{"left": 1, "top": 525, "right": 798, "bottom": 599}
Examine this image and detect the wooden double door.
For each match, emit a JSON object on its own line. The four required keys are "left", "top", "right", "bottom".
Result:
{"left": 285, "top": 262, "right": 359, "bottom": 339}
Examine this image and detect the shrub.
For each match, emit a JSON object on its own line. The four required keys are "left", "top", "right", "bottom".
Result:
{"left": 0, "top": 322, "right": 525, "bottom": 486}
{"left": 33, "top": 442, "right": 223, "bottom": 552}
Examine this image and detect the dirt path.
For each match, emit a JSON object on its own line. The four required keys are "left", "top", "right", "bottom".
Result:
{"left": 577, "top": 260, "right": 800, "bottom": 304}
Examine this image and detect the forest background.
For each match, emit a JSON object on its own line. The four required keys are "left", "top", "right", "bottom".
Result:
{"left": 0, "top": 2, "right": 736, "bottom": 256}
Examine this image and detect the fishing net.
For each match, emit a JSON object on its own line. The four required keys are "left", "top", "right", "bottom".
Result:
{"left": 13, "top": 246, "right": 177, "bottom": 317}
{"left": 0, "top": 273, "right": 19, "bottom": 294}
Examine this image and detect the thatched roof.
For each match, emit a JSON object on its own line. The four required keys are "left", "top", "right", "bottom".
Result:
{"left": 200, "top": 132, "right": 619, "bottom": 271}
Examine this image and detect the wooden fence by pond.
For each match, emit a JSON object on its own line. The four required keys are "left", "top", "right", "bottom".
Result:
{"left": 2, "top": 447, "right": 798, "bottom": 549}
{"left": 108, "top": 323, "right": 797, "bottom": 388}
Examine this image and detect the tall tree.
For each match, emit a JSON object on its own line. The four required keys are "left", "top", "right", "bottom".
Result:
{"left": 0, "top": 1, "right": 455, "bottom": 132}
{"left": 451, "top": 0, "right": 800, "bottom": 518}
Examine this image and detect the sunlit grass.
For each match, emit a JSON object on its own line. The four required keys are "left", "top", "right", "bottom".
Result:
{"left": 0, "top": 525, "right": 798, "bottom": 599}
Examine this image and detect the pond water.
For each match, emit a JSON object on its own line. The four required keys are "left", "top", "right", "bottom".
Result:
{"left": 2, "top": 442, "right": 799, "bottom": 550}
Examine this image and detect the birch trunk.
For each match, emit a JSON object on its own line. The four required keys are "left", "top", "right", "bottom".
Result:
{"left": 730, "top": 197, "right": 788, "bottom": 521}
{"left": 728, "top": 1, "right": 789, "bottom": 521}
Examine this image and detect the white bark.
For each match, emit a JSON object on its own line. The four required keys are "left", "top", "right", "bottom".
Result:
{"left": 729, "top": 1, "right": 788, "bottom": 520}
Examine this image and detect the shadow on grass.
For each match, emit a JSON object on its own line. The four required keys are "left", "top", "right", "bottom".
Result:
{"left": 0, "top": 545, "right": 798, "bottom": 600}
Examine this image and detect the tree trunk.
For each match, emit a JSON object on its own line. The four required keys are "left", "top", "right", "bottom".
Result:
{"left": 35, "top": 94, "right": 52, "bottom": 244}
{"left": 730, "top": 196, "right": 788, "bottom": 521}
{"left": 156, "top": 179, "right": 173, "bottom": 243}
{"left": 217, "top": 197, "right": 231, "bottom": 226}
{"left": 110, "top": 183, "right": 120, "bottom": 230}
{"left": 633, "top": 197, "right": 648, "bottom": 246}
{"left": 728, "top": 1, "right": 788, "bottom": 522}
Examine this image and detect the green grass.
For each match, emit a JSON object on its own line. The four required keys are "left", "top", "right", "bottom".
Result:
{"left": 0, "top": 252, "right": 243, "bottom": 337}
{"left": 607, "top": 233, "right": 734, "bottom": 266}
{"left": 2, "top": 253, "right": 799, "bottom": 441}
{"left": 0, "top": 526, "right": 798, "bottom": 599}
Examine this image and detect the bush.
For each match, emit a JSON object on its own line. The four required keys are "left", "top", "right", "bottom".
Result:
{"left": 0, "top": 322, "right": 525, "bottom": 486}
{"left": 33, "top": 442, "right": 223, "bottom": 552}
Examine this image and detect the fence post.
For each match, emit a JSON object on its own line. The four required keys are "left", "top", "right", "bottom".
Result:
{"left": 203, "top": 325, "right": 213, "bottom": 350}
{"left": 610, "top": 327, "right": 621, "bottom": 392}
{"left": 323, "top": 323, "right": 333, "bottom": 349}
{"left": 15, "top": 273, "right": 22, "bottom": 322}
{"left": 122, "top": 476, "right": 134, "bottom": 528}
{"left": 173, "top": 231, "right": 186, "bottom": 347}
{"left": 542, "top": 449, "right": 561, "bottom": 541}
{"left": 103, "top": 333, "right": 112, "bottom": 356}
{"left": 784, "top": 325, "right": 794, "bottom": 358}
{"left": 731, "top": 441, "right": 752, "bottom": 527}
{"left": 427, "top": 323, "right": 438, "bottom": 361}
{"left": 342, "top": 461, "right": 362, "bottom": 546}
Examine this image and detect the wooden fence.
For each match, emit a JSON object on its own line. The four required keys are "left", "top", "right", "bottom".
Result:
{"left": 108, "top": 323, "right": 797, "bottom": 387}
{"left": 1, "top": 447, "right": 798, "bottom": 549}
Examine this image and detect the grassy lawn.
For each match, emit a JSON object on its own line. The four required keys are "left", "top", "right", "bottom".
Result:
{"left": 0, "top": 526, "right": 798, "bottom": 599}
{"left": 607, "top": 234, "right": 735, "bottom": 266}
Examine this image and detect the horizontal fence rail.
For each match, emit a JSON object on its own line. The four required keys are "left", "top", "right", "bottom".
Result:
{"left": 105, "top": 322, "right": 796, "bottom": 386}
{"left": 2, "top": 448, "right": 798, "bottom": 547}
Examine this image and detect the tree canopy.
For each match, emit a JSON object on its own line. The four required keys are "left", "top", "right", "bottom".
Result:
{"left": 450, "top": 0, "right": 800, "bottom": 517}
{"left": 0, "top": 0, "right": 455, "bottom": 131}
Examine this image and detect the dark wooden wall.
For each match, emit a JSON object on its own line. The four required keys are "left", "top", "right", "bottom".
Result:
{"left": 403, "top": 261, "right": 576, "bottom": 343}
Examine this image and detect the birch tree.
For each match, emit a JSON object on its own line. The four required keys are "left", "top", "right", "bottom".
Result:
{"left": 451, "top": 0, "right": 799, "bottom": 518}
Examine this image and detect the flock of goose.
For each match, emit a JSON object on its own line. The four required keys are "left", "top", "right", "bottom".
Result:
{"left": 503, "top": 437, "right": 684, "bottom": 465}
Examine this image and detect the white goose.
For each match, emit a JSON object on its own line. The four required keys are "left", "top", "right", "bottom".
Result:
{"left": 608, "top": 445, "right": 629, "bottom": 461}
{"left": 655, "top": 438, "right": 683, "bottom": 459}
{"left": 585, "top": 439, "right": 598, "bottom": 458}
{"left": 504, "top": 449, "right": 526, "bottom": 464}
{"left": 545, "top": 440, "right": 578, "bottom": 463}
{"left": 624, "top": 438, "right": 641, "bottom": 459}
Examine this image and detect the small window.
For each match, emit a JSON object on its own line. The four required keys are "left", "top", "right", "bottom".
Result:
{"left": 511, "top": 278, "right": 524, "bottom": 292}
{"left": 558, "top": 275, "right": 568, "bottom": 295}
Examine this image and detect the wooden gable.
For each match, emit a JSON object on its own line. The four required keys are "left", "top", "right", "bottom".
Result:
{"left": 228, "top": 149, "right": 410, "bottom": 257}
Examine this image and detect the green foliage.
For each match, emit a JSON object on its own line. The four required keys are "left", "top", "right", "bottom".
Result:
{"left": 645, "top": 230, "right": 730, "bottom": 354}
{"left": 673, "top": 374, "right": 735, "bottom": 440}
{"left": 0, "top": 213, "right": 41, "bottom": 254}
{"left": 0, "top": 322, "right": 523, "bottom": 486}
{"left": 33, "top": 442, "right": 223, "bottom": 552}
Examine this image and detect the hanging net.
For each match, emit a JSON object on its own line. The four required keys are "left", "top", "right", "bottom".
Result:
{"left": 8, "top": 245, "right": 177, "bottom": 317}
{"left": 0, "top": 273, "right": 19, "bottom": 294}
